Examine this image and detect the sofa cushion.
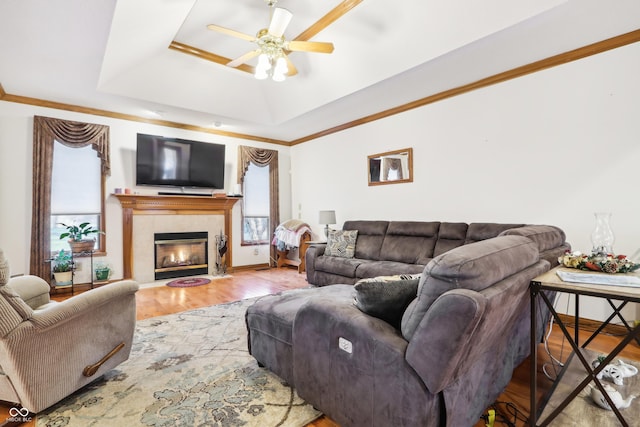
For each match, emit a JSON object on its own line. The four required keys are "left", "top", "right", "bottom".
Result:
{"left": 355, "top": 260, "right": 426, "bottom": 279}
{"left": 325, "top": 229, "right": 358, "bottom": 258}
{"left": 401, "top": 235, "right": 539, "bottom": 340}
{"left": 433, "top": 222, "right": 468, "bottom": 257}
{"left": 465, "top": 223, "right": 525, "bottom": 244}
{"left": 379, "top": 221, "right": 440, "bottom": 264}
{"left": 353, "top": 274, "right": 421, "bottom": 327}
{"left": 343, "top": 221, "right": 388, "bottom": 260}
{"left": 315, "top": 255, "right": 367, "bottom": 278}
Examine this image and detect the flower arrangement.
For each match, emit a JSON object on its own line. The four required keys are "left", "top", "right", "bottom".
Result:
{"left": 559, "top": 251, "right": 640, "bottom": 274}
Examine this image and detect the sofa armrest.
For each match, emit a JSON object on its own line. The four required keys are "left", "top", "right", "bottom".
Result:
{"left": 304, "top": 244, "right": 326, "bottom": 285}
{"left": 292, "top": 297, "right": 434, "bottom": 425}
{"left": 28, "top": 280, "right": 139, "bottom": 330}
{"left": 7, "top": 275, "right": 51, "bottom": 309}
{"left": 405, "top": 289, "right": 487, "bottom": 393}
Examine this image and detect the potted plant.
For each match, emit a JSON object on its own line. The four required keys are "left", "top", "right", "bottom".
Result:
{"left": 52, "top": 249, "right": 73, "bottom": 286}
{"left": 94, "top": 261, "right": 112, "bottom": 282}
{"left": 59, "top": 222, "right": 103, "bottom": 253}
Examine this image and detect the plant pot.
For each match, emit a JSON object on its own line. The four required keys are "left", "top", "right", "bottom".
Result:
{"left": 53, "top": 271, "right": 73, "bottom": 286}
{"left": 69, "top": 239, "right": 95, "bottom": 254}
{"left": 95, "top": 268, "right": 111, "bottom": 281}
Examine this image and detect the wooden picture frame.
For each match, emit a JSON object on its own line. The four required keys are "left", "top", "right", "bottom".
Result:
{"left": 367, "top": 148, "right": 413, "bottom": 186}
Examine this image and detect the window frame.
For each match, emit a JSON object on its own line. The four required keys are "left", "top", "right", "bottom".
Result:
{"left": 50, "top": 140, "right": 107, "bottom": 256}
{"left": 240, "top": 162, "right": 270, "bottom": 246}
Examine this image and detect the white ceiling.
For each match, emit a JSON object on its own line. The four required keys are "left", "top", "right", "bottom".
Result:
{"left": 1, "top": 0, "right": 639, "bottom": 142}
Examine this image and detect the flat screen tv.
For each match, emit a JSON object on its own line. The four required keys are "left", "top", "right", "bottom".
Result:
{"left": 136, "top": 133, "right": 225, "bottom": 190}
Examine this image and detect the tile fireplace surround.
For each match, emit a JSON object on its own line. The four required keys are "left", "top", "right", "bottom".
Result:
{"left": 114, "top": 194, "right": 241, "bottom": 282}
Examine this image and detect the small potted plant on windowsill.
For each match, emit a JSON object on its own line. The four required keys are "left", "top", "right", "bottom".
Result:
{"left": 52, "top": 249, "right": 73, "bottom": 286}
{"left": 94, "top": 261, "right": 112, "bottom": 283}
{"left": 59, "top": 222, "right": 104, "bottom": 254}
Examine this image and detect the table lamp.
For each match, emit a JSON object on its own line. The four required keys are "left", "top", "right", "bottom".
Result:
{"left": 318, "top": 210, "right": 336, "bottom": 239}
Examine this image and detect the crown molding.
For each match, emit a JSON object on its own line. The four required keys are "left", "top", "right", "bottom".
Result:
{"left": 289, "top": 28, "right": 640, "bottom": 145}
{"left": 0, "top": 89, "right": 288, "bottom": 145}
{"left": 1, "top": 28, "right": 639, "bottom": 148}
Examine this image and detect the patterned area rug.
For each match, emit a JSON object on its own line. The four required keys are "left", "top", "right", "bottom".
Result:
{"left": 165, "top": 277, "right": 211, "bottom": 287}
{"left": 36, "top": 298, "right": 321, "bottom": 427}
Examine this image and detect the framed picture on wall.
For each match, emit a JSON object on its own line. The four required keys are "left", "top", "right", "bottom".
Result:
{"left": 367, "top": 147, "right": 413, "bottom": 186}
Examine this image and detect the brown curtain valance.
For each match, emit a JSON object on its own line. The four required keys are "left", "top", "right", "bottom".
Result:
{"left": 30, "top": 116, "right": 110, "bottom": 280}
{"left": 237, "top": 146, "right": 280, "bottom": 266}
{"left": 237, "top": 146, "right": 278, "bottom": 184}
{"left": 34, "top": 116, "right": 111, "bottom": 175}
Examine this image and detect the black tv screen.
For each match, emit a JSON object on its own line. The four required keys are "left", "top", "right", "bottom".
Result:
{"left": 136, "top": 133, "right": 225, "bottom": 189}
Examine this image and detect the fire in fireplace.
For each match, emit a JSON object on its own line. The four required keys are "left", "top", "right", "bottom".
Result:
{"left": 154, "top": 232, "right": 208, "bottom": 280}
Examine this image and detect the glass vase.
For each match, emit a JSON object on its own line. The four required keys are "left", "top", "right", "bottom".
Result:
{"left": 591, "top": 212, "right": 615, "bottom": 256}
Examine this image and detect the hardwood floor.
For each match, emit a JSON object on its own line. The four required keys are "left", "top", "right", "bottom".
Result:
{"left": 2, "top": 267, "right": 639, "bottom": 426}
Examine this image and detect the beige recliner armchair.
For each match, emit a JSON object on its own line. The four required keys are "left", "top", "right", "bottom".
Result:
{"left": 0, "top": 249, "right": 139, "bottom": 413}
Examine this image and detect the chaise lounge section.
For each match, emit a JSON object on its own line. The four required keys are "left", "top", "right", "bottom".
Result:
{"left": 246, "top": 222, "right": 570, "bottom": 426}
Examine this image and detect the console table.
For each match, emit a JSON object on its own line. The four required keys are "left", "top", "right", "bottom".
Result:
{"left": 530, "top": 266, "right": 640, "bottom": 426}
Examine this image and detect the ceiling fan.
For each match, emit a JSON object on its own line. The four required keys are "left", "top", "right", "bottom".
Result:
{"left": 206, "top": 0, "right": 335, "bottom": 81}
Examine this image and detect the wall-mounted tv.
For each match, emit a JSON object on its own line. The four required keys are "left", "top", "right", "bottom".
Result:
{"left": 136, "top": 133, "right": 226, "bottom": 190}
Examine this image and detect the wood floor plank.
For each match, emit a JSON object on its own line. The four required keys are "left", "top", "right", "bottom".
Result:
{"left": 2, "top": 267, "right": 639, "bottom": 427}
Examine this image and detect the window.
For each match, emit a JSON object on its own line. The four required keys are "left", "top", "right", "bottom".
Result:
{"left": 30, "top": 116, "right": 110, "bottom": 279}
{"left": 50, "top": 141, "right": 104, "bottom": 253}
{"left": 241, "top": 163, "right": 270, "bottom": 245}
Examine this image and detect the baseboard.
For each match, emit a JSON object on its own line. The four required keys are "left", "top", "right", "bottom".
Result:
{"left": 557, "top": 313, "right": 630, "bottom": 336}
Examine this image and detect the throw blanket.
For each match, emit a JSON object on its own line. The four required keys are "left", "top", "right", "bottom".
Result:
{"left": 272, "top": 220, "right": 311, "bottom": 250}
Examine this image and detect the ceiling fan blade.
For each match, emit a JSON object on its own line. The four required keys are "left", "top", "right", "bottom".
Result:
{"left": 227, "top": 50, "right": 261, "bottom": 68}
{"left": 207, "top": 24, "right": 256, "bottom": 42}
{"left": 285, "top": 55, "right": 298, "bottom": 77}
{"left": 287, "top": 40, "right": 334, "bottom": 54}
{"left": 268, "top": 7, "right": 293, "bottom": 38}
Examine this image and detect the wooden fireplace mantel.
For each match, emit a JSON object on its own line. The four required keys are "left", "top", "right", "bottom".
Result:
{"left": 114, "top": 194, "right": 241, "bottom": 279}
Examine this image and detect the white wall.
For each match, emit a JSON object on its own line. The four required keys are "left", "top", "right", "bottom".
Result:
{"left": 291, "top": 42, "right": 640, "bottom": 322}
{"left": 0, "top": 104, "right": 291, "bottom": 280}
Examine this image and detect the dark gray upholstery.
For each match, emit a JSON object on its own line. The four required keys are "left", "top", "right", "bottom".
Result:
{"left": 306, "top": 221, "right": 570, "bottom": 286}
{"left": 247, "top": 223, "right": 570, "bottom": 427}
{"left": 245, "top": 285, "right": 354, "bottom": 385}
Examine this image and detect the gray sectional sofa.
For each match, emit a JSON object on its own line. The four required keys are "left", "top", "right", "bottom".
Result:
{"left": 246, "top": 221, "right": 570, "bottom": 426}
{"left": 305, "top": 220, "right": 568, "bottom": 286}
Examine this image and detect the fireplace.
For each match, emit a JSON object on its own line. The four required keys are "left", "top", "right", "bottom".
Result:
{"left": 154, "top": 232, "right": 208, "bottom": 280}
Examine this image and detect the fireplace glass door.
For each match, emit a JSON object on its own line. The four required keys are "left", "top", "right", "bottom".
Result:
{"left": 154, "top": 232, "right": 208, "bottom": 280}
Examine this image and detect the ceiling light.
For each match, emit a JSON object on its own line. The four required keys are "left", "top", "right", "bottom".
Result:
{"left": 254, "top": 52, "right": 288, "bottom": 82}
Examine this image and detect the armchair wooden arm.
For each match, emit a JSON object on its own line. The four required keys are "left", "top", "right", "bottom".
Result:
{"left": 83, "top": 342, "right": 125, "bottom": 377}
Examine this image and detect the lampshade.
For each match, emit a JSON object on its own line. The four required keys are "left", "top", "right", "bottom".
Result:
{"left": 318, "top": 210, "right": 336, "bottom": 225}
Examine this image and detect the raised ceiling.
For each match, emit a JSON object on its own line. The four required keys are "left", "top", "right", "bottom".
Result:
{"left": 1, "top": 0, "right": 639, "bottom": 143}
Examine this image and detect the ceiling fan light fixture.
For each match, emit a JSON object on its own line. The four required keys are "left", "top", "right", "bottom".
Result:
{"left": 275, "top": 56, "right": 288, "bottom": 74}
{"left": 255, "top": 69, "right": 269, "bottom": 80}
{"left": 272, "top": 70, "right": 286, "bottom": 82}
{"left": 207, "top": 0, "right": 334, "bottom": 81}
{"left": 257, "top": 53, "right": 271, "bottom": 71}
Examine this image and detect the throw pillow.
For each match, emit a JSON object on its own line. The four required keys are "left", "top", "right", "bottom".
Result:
{"left": 353, "top": 274, "right": 421, "bottom": 327}
{"left": 324, "top": 229, "right": 358, "bottom": 258}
